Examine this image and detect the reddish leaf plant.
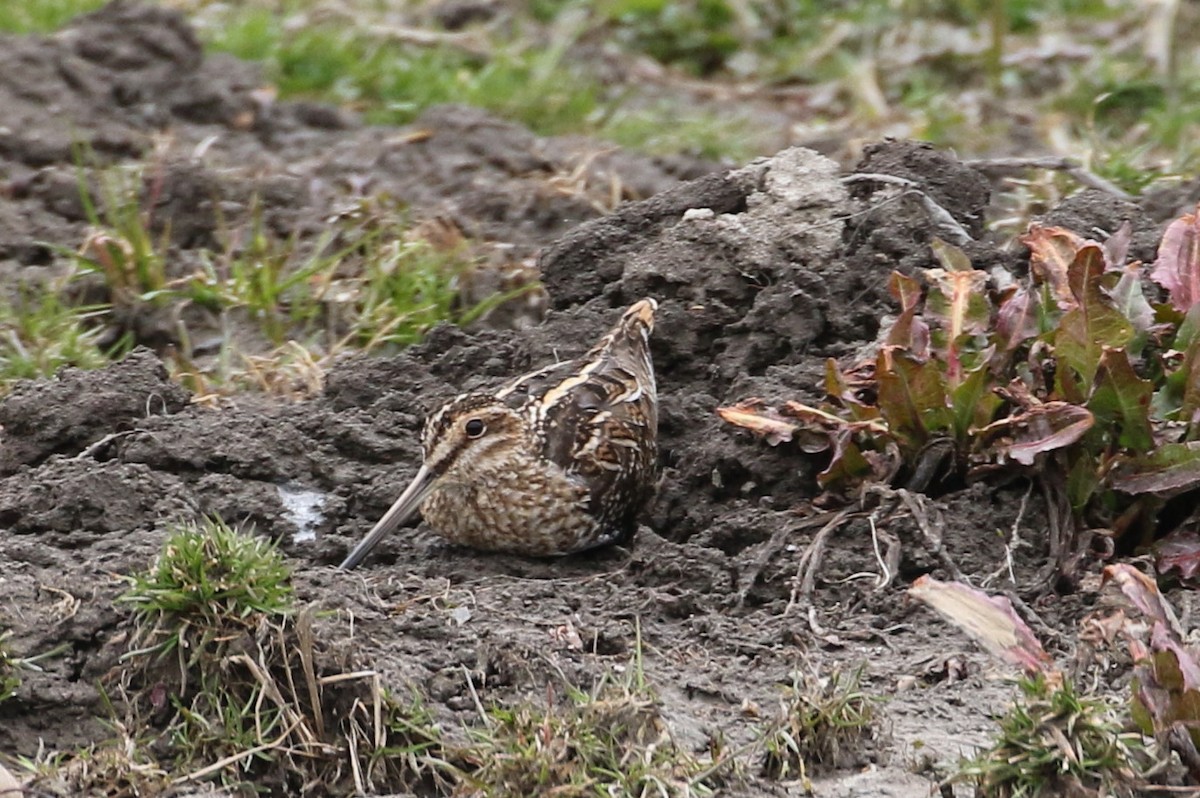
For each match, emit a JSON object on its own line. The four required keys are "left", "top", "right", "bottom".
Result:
{"left": 721, "top": 205, "right": 1200, "bottom": 579}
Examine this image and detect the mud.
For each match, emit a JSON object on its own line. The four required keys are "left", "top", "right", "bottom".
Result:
{"left": 0, "top": 3, "right": 1181, "bottom": 797}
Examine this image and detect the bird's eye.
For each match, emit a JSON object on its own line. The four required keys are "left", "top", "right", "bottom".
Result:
{"left": 464, "top": 418, "right": 486, "bottom": 438}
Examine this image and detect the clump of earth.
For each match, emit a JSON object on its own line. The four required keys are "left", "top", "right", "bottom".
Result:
{"left": 0, "top": 3, "right": 1187, "bottom": 797}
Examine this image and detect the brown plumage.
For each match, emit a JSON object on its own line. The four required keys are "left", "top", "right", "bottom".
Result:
{"left": 339, "top": 298, "right": 658, "bottom": 567}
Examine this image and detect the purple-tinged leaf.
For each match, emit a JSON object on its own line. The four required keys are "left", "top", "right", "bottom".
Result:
{"left": 950, "top": 363, "right": 1002, "bottom": 442}
{"left": 1177, "top": 338, "right": 1200, "bottom": 429}
{"left": 1104, "top": 220, "right": 1133, "bottom": 271}
{"left": 1150, "top": 623, "right": 1200, "bottom": 692}
{"left": 823, "top": 359, "right": 881, "bottom": 424}
{"left": 1022, "top": 224, "right": 1086, "bottom": 310}
{"left": 995, "top": 285, "right": 1041, "bottom": 352}
{"left": 1102, "top": 563, "right": 1185, "bottom": 639}
{"left": 930, "top": 237, "right": 974, "bottom": 272}
{"left": 977, "top": 401, "right": 1094, "bottom": 466}
{"left": 908, "top": 575, "right": 1053, "bottom": 675}
{"left": 1087, "top": 347, "right": 1154, "bottom": 452}
{"left": 924, "top": 267, "right": 990, "bottom": 383}
{"left": 1152, "top": 204, "right": 1200, "bottom": 313}
{"left": 888, "top": 270, "right": 922, "bottom": 310}
{"left": 817, "top": 427, "right": 877, "bottom": 488}
{"left": 1111, "top": 261, "right": 1155, "bottom": 336}
{"left": 1055, "top": 244, "right": 1135, "bottom": 391}
{"left": 884, "top": 273, "right": 929, "bottom": 356}
{"left": 1173, "top": 302, "right": 1200, "bottom": 353}
{"left": 1109, "top": 442, "right": 1200, "bottom": 497}
{"left": 1131, "top": 642, "right": 1200, "bottom": 752}
{"left": 1156, "top": 529, "right": 1200, "bottom": 582}
{"left": 876, "top": 346, "right": 952, "bottom": 452}
{"left": 717, "top": 400, "right": 798, "bottom": 445}
{"left": 923, "top": 268, "right": 991, "bottom": 338}
{"left": 1067, "top": 244, "right": 1108, "bottom": 305}
{"left": 1066, "top": 448, "right": 1102, "bottom": 512}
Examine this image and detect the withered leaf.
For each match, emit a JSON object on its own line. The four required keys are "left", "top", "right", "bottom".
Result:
{"left": 995, "top": 285, "right": 1040, "bottom": 352}
{"left": 1021, "top": 224, "right": 1086, "bottom": 310}
{"left": 978, "top": 402, "right": 1094, "bottom": 466}
{"left": 1102, "top": 563, "right": 1185, "bottom": 639}
{"left": 716, "top": 400, "right": 798, "bottom": 446}
{"left": 1151, "top": 203, "right": 1200, "bottom": 313}
{"left": 1156, "top": 530, "right": 1200, "bottom": 582}
{"left": 1109, "top": 441, "right": 1200, "bottom": 497}
{"left": 1104, "top": 220, "right": 1133, "bottom": 271}
{"left": 908, "top": 575, "right": 1053, "bottom": 675}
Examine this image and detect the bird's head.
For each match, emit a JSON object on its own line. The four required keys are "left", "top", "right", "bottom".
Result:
{"left": 421, "top": 393, "right": 527, "bottom": 480}
{"left": 337, "top": 392, "right": 525, "bottom": 569}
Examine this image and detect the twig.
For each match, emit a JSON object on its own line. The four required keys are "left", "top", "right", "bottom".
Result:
{"left": 308, "top": 6, "right": 493, "bottom": 58}
{"left": 173, "top": 718, "right": 303, "bottom": 783}
{"left": 868, "top": 514, "right": 895, "bottom": 590}
{"left": 842, "top": 173, "right": 975, "bottom": 244}
{"left": 1002, "top": 590, "right": 1060, "bottom": 645}
{"left": 1168, "top": 724, "right": 1200, "bottom": 783}
{"left": 736, "top": 511, "right": 843, "bottom": 607}
{"left": 296, "top": 608, "right": 324, "bottom": 738}
{"left": 889, "top": 487, "right": 966, "bottom": 582}
{"left": 463, "top": 665, "right": 490, "bottom": 729}
{"left": 965, "top": 156, "right": 1135, "bottom": 201}
{"left": 72, "top": 430, "right": 142, "bottom": 460}
{"left": 787, "top": 508, "right": 857, "bottom": 614}
{"left": 982, "top": 481, "right": 1033, "bottom": 588}
{"left": 348, "top": 722, "right": 365, "bottom": 796}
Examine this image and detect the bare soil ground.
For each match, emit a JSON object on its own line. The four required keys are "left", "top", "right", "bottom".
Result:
{"left": 0, "top": 4, "right": 1184, "bottom": 797}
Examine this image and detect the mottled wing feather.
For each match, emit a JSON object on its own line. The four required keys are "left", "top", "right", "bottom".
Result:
{"left": 540, "top": 361, "right": 657, "bottom": 528}
{"left": 487, "top": 299, "right": 658, "bottom": 539}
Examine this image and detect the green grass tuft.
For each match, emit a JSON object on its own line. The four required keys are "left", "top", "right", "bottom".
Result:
{"left": 0, "top": 630, "right": 21, "bottom": 704}
{"left": 0, "top": 0, "right": 107, "bottom": 34}
{"left": 461, "top": 628, "right": 728, "bottom": 797}
{"left": 0, "top": 285, "right": 110, "bottom": 390}
{"left": 120, "top": 517, "right": 293, "bottom": 659}
{"left": 116, "top": 517, "right": 448, "bottom": 793}
{"left": 955, "top": 676, "right": 1145, "bottom": 798}
{"left": 761, "top": 664, "right": 880, "bottom": 781}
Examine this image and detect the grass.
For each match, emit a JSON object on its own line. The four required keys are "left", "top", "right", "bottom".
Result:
{"left": 119, "top": 517, "right": 293, "bottom": 649}
{"left": 760, "top": 664, "right": 880, "bottom": 783}
{"left": 45, "top": 157, "right": 525, "bottom": 399}
{"left": 0, "top": 285, "right": 111, "bottom": 390}
{"left": 196, "top": 2, "right": 763, "bottom": 158}
{"left": 2, "top": 0, "right": 1197, "bottom": 185}
{"left": 460, "top": 633, "right": 729, "bottom": 797}
{"left": 0, "top": 0, "right": 1194, "bottom": 398}
{"left": 0, "top": 631, "right": 21, "bottom": 705}
{"left": 114, "top": 516, "right": 449, "bottom": 793}
{"left": 17, "top": 724, "right": 172, "bottom": 798}
{"left": 0, "top": 0, "right": 106, "bottom": 33}
{"left": 955, "top": 676, "right": 1146, "bottom": 797}
{"left": 112, "top": 529, "right": 738, "bottom": 795}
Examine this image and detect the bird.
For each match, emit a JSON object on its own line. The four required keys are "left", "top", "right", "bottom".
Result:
{"left": 338, "top": 298, "right": 659, "bottom": 568}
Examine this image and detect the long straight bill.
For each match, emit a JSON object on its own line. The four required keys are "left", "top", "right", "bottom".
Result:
{"left": 339, "top": 464, "right": 436, "bottom": 570}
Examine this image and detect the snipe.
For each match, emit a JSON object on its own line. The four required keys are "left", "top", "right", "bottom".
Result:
{"left": 339, "top": 298, "right": 659, "bottom": 568}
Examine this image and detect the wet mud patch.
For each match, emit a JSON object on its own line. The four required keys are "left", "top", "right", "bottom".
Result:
{"left": 0, "top": 3, "right": 1183, "bottom": 797}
